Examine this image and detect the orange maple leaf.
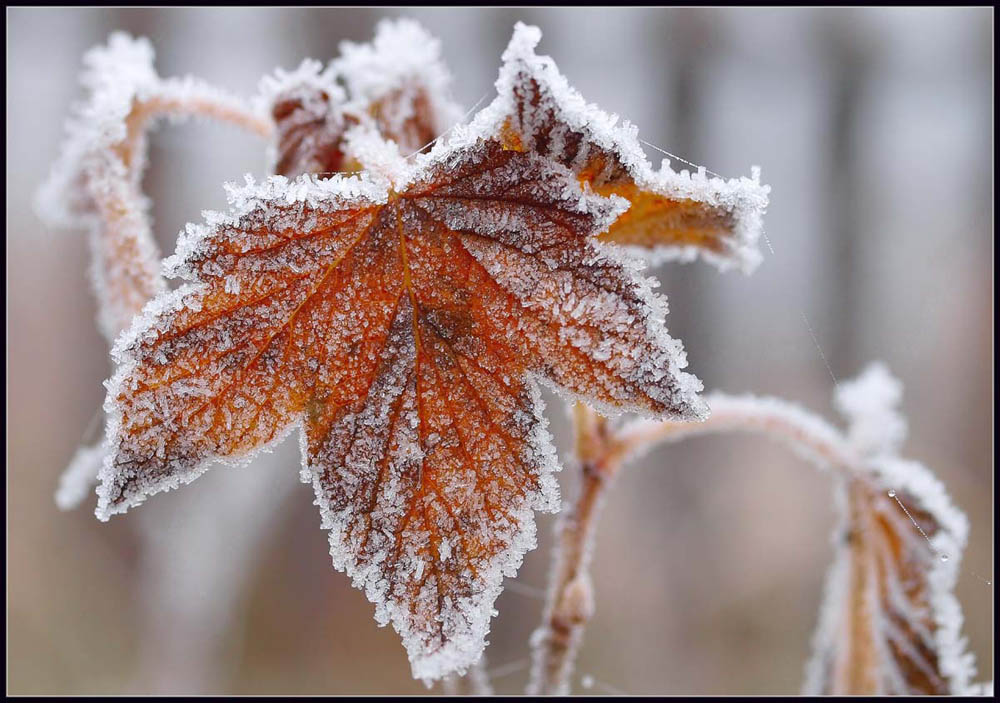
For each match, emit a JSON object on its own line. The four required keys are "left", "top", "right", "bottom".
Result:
{"left": 94, "top": 22, "right": 769, "bottom": 681}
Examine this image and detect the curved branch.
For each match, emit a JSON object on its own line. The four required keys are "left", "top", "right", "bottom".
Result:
{"left": 527, "top": 388, "right": 974, "bottom": 695}
{"left": 527, "top": 404, "right": 616, "bottom": 695}
{"left": 87, "top": 80, "right": 273, "bottom": 340}
{"left": 617, "top": 392, "right": 864, "bottom": 477}
{"left": 116, "top": 79, "right": 274, "bottom": 173}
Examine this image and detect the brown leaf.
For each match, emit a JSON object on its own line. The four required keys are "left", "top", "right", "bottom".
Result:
{"left": 805, "top": 468, "right": 972, "bottom": 695}
{"left": 100, "top": 135, "right": 705, "bottom": 680}
{"left": 333, "top": 18, "right": 464, "bottom": 155}
{"left": 265, "top": 63, "right": 352, "bottom": 179}
{"left": 804, "top": 364, "right": 975, "bottom": 695}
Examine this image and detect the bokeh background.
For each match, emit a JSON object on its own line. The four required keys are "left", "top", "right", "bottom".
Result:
{"left": 7, "top": 7, "right": 992, "bottom": 695}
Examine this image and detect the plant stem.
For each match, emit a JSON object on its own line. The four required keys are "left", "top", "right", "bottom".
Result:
{"left": 527, "top": 403, "right": 624, "bottom": 695}
{"left": 87, "top": 81, "right": 272, "bottom": 340}
{"left": 526, "top": 393, "right": 863, "bottom": 695}
{"left": 117, "top": 85, "right": 273, "bottom": 171}
{"left": 616, "top": 392, "right": 863, "bottom": 478}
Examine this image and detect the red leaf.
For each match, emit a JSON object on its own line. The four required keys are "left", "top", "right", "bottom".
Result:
{"left": 100, "top": 134, "right": 705, "bottom": 680}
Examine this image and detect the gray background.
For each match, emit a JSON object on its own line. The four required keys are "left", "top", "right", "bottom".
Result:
{"left": 7, "top": 7, "right": 993, "bottom": 695}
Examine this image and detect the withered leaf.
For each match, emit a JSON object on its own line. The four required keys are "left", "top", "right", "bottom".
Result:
{"left": 263, "top": 61, "right": 351, "bottom": 179}
{"left": 267, "top": 19, "right": 464, "bottom": 178}
{"left": 806, "top": 469, "right": 973, "bottom": 695}
{"left": 333, "top": 18, "right": 463, "bottom": 155}
{"left": 100, "top": 135, "right": 705, "bottom": 680}
{"left": 805, "top": 366, "right": 975, "bottom": 695}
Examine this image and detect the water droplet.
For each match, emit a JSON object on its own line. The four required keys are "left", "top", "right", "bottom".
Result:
{"left": 940, "top": 554, "right": 949, "bottom": 563}
{"left": 887, "top": 489, "right": 896, "bottom": 498}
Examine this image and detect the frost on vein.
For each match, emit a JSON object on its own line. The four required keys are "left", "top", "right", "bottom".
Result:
{"left": 99, "top": 133, "right": 706, "bottom": 681}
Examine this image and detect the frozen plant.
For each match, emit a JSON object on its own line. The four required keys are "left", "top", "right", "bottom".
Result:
{"left": 38, "top": 18, "right": 983, "bottom": 695}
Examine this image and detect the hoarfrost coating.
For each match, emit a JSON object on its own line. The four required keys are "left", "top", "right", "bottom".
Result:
{"left": 97, "top": 133, "right": 708, "bottom": 681}
{"left": 45, "top": 20, "right": 780, "bottom": 686}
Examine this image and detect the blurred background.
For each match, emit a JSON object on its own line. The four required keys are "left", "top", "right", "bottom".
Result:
{"left": 7, "top": 7, "right": 992, "bottom": 695}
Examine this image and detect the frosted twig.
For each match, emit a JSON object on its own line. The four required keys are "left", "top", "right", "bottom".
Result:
{"left": 616, "top": 392, "right": 862, "bottom": 477}
{"left": 115, "top": 79, "right": 273, "bottom": 172}
{"left": 85, "top": 150, "right": 166, "bottom": 340}
{"left": 614, "top": 386, "right": 975, "bottom": 694}
{"left": 527, "top": 403, "right": 627, "bottom": 695}
{"left": 83, "top": 81, "right": 271, "bottom": 341}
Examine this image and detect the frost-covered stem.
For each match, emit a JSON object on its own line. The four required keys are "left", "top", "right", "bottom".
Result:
{"left": 837, "top": 479, "right": 880, "bottom": 693}
{"left": 86, "top": 153, "right": 166, "bottom": 341}
{"left": 527, "top": 403, "right": 625, "bottom": 695}
{"left": 116, "top": 86, "right": 273, "bottom": 172}
{"left": 528, "top": 394, "right": 863, "bottom": 695}
{"left": 616, "top": 392, "right": 865, "bottom": 478}
{"left": 87, "top": 83, "right": 272, "bottom": 341}
{"left": 441, "top": 657, "right": 493, "bottom": 696}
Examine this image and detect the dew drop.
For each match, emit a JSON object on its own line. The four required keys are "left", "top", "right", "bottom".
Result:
{"left": 887, "top": 489, "right": 896, "bottom": 498}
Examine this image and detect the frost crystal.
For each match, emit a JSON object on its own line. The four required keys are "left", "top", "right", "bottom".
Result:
{"left": 833, "top": 361, "right": 907, "bottom": 456}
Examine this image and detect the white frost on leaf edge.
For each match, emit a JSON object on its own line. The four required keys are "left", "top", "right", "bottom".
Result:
{"left": 300, "top": 378, "right": 561, "bottom": 684}
{"left": 332, "top": 17, "right": 464, "bottom": 146}
{"left": 439, "top": 22, "right": 771, "bottom": 274}
{"left": 255, "top": 57, "right": 343, "bottom": 113}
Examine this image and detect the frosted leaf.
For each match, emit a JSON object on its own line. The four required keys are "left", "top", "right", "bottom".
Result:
{"left": 333, "top": 18, "right": 464, "bottom": 154}
{"left": 803, "top": 366, "right": 976, "bottom": 695}
{"left": 260, "top": 19, "right": 463, "bottom": 177}
{"left": 258, "top": 59, "right": 350, "bottom": 178}
{"left": 100, "top": 132, "right": 705, "bottom": 682}
{"left": 619, "top": 368, "right": 976, "bottom": 695}
{"left": 455, "top": 22, "right": 771, "bottom": 273}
